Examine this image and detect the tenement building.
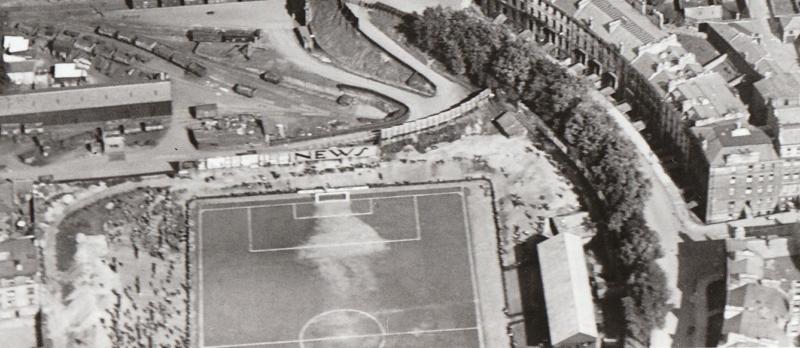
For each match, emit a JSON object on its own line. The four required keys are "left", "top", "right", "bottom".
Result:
{"left": 689, "top": 122, "right": 782, "bottom": 222}
{"left": 477, "top": 0, "right": 744, "bottom": 160}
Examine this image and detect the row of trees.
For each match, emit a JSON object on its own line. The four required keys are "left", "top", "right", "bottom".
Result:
{"left": 402, "top": 7, "right": 671, "bottom": 345}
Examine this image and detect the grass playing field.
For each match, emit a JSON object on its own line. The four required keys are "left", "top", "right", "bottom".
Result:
{"left": 194, "top": 185, "right": 485, "bottom": 348}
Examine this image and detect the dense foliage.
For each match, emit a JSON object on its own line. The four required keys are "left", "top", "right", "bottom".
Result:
{"left": 402, "top": 7, "right": 671, "bottom": 345}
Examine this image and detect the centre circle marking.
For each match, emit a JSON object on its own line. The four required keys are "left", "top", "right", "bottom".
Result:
{"left": 298, "top": 309, "right": 386, "bottom": 348}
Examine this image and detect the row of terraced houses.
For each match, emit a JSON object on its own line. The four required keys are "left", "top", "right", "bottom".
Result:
{"left": 476, "top": 0, "right": 800, "bottom": 224}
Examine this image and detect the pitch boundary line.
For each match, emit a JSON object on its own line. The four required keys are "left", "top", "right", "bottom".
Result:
{"left": 459, "top": 188, "right": 485, "bottom": 346}
{"left": 198, "top": 210, "right": 206, "bottom": 348}
{"left": 197, "top": 192, "right": 453, "bottom": 213}
{"left": 246, "top": 207, "right": 254, "bottom": 252}
{"left": 202, "top": 326, "right": 480, "bottom": 348}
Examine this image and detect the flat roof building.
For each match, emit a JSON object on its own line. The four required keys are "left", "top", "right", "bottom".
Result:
{"left": 0, "top": 80, "right": 172, "bottom": 126}
{"left": 538, "top": 232, "right": 598, "bottom": 347}
{"left": 0, "top": 237, "right": 39, "bottom": 321}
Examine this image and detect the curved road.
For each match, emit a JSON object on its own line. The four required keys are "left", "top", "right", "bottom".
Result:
{"left": 2, "top": 1, "right": 473, "bottom": 180}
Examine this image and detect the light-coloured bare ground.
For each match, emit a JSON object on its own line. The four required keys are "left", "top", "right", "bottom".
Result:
{"left": 37, "top": 132, "right": 577, "bottom": 348}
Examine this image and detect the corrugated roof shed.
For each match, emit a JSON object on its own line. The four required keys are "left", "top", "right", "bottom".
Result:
{"left": 538, "top": 232, "right": 598, "bottom": 346}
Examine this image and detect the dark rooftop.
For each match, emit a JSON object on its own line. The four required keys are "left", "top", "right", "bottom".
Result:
{"left": 0, "top": 237, "right": 37, "bottom": 279}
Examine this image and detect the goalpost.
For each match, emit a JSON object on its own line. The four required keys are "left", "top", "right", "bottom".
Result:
{"left": 314, "top": 191, "right": 351, "bottom": 203}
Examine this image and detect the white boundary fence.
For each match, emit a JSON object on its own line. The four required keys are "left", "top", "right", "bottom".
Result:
{"left": 187, "top": 89, "right": 493, "bottom": 172}
{"left": 379, "top": 89, "right": 494, "bottom": 141}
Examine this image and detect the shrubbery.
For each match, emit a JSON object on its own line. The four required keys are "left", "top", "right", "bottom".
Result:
{"left": 402, "top": 7, "right": 670, "bottom": 345}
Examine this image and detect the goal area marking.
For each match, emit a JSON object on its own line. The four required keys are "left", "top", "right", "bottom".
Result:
{"left": 314, "top": 191, "right": 350, "bottom": 203}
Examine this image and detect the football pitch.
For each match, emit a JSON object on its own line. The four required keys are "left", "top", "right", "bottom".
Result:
{"left": 194, "top": 185, "right": 489, "bottom": 348}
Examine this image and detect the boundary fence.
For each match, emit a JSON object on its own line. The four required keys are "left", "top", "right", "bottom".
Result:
{"left": 380, "top": 89, "right": 494, "bottom": 142}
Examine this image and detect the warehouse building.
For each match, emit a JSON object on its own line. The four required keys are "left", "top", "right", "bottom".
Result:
{"left": 537, "top": 232, "right": 598, "bottom": 347}
{"left": 0, "top": 80, "right": 172, "bottom": 126}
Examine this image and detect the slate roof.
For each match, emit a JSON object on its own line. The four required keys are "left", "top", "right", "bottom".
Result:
{"left": 723, "top": 283, "right": 790, "bottom": 345}
{"left": 672, "top": 73, "right": 748, "bottom": 123}
{"left": 691, "top": 122, "right": 778, "bottom": 166}
{"left": 565, "top": 0, "right": 668, "bottom": 60}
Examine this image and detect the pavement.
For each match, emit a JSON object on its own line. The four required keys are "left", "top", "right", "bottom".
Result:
{"left": 588, "top": 90, "right": 728, "bottom": 347}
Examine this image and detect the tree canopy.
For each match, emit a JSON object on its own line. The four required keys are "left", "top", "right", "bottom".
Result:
{"left": 403, "top": 8, "right": 671, "bottom": 344}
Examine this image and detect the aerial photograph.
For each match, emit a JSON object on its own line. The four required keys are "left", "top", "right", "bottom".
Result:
{"left": 4, "top": 0, "right": 800, "bottom": 347}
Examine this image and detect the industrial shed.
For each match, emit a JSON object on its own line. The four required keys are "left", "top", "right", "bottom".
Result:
{"left": 0, "top": 80, "right": 173, "bottom": 126}
{"left": 537, "top": 232, "right": 598, "bottom": 348}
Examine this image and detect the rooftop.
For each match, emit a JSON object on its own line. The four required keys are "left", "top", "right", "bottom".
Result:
{"left": 754, "top": 72, "right": 800, "bottom": 104}
{"left": 0, "top": 80, "right": 172, "bottom": 117}
{"left": 704, "top": 22, "right": 778, "bottom": 75}
{"left": 537, "top": 232, "right": 598, "bottom": 346}
{"left": 3, "top": 35, "right": 29, "bottom": 54}
{"left": 779, "top": 124, "right": 800, "bottom": 145}
{"left": 691, "top": 122, "right": 778, "bottom": 166}
{"left": 630, "top": 35, "right": 704, "bottom": 94}
{"left": 0, "top": 237, "right": 37, "bottom": 279}
{"left": 723, "top": 283, "right": 790, "bottom": 346}
{"left": 53, "top": 63, "right": 86, "bottom": 79}
{"left": 566, "top": 0, "right": 669, "bottom": 60}
{"left": 671, "top": 73, "right": 749, "bottom": 123}
{"left": 721, "top": 235, "right": 800, "bottom": 346}
{"left": 3, "top": 59, "right": 39, "bottom": 74}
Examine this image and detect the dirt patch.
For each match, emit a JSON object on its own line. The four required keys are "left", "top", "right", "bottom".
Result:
{"left": 297, "top": 202, "right": 389, "bottom": 298}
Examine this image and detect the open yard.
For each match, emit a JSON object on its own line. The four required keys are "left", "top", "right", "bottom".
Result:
{"left": 193, "top": 184, "right": 493, "bottom": 347}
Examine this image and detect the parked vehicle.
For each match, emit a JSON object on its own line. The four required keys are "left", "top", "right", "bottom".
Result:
{"left": 233, "top": 84, "right": 257, "bottom": 98}
{"left": 261, "top": 70, "right": 282, "bottom": 84}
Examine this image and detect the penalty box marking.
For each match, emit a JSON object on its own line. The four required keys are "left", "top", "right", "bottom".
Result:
{"left": 246, "top": 194, "right": 440, "bottom": 253}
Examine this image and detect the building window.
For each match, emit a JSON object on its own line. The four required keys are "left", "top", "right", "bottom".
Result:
{"left": 745, "top": 188, "right": 752, "bottom": 195}
{"left": 759, "top": 175, "right": 764, "bottom": 182}
{"left": 746, "top": 175, "right": 753, "bottom": 183}
{"left": 730, "top": 176, "right": 737, "bottom": 184}
{"left": 757, "top": 187, "right": 763, "bottom": 193}
{"left": 748, "top": 165, "right": 754, "bottom": 171}
{"left": 768, "top": 185, "right": 774, "bottom": 193}
{"left": 730, "top": 188, "right": 736, "bottom": 196}
{"left": 769, "top": 174, "right": 775, "bottom": 181}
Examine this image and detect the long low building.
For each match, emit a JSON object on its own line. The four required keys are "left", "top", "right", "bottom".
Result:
{"left": 0, "top": 80, "right": 172, "bottom": 126}
{"left": 538, "top": 232, "right": 598, "bottom": 347}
